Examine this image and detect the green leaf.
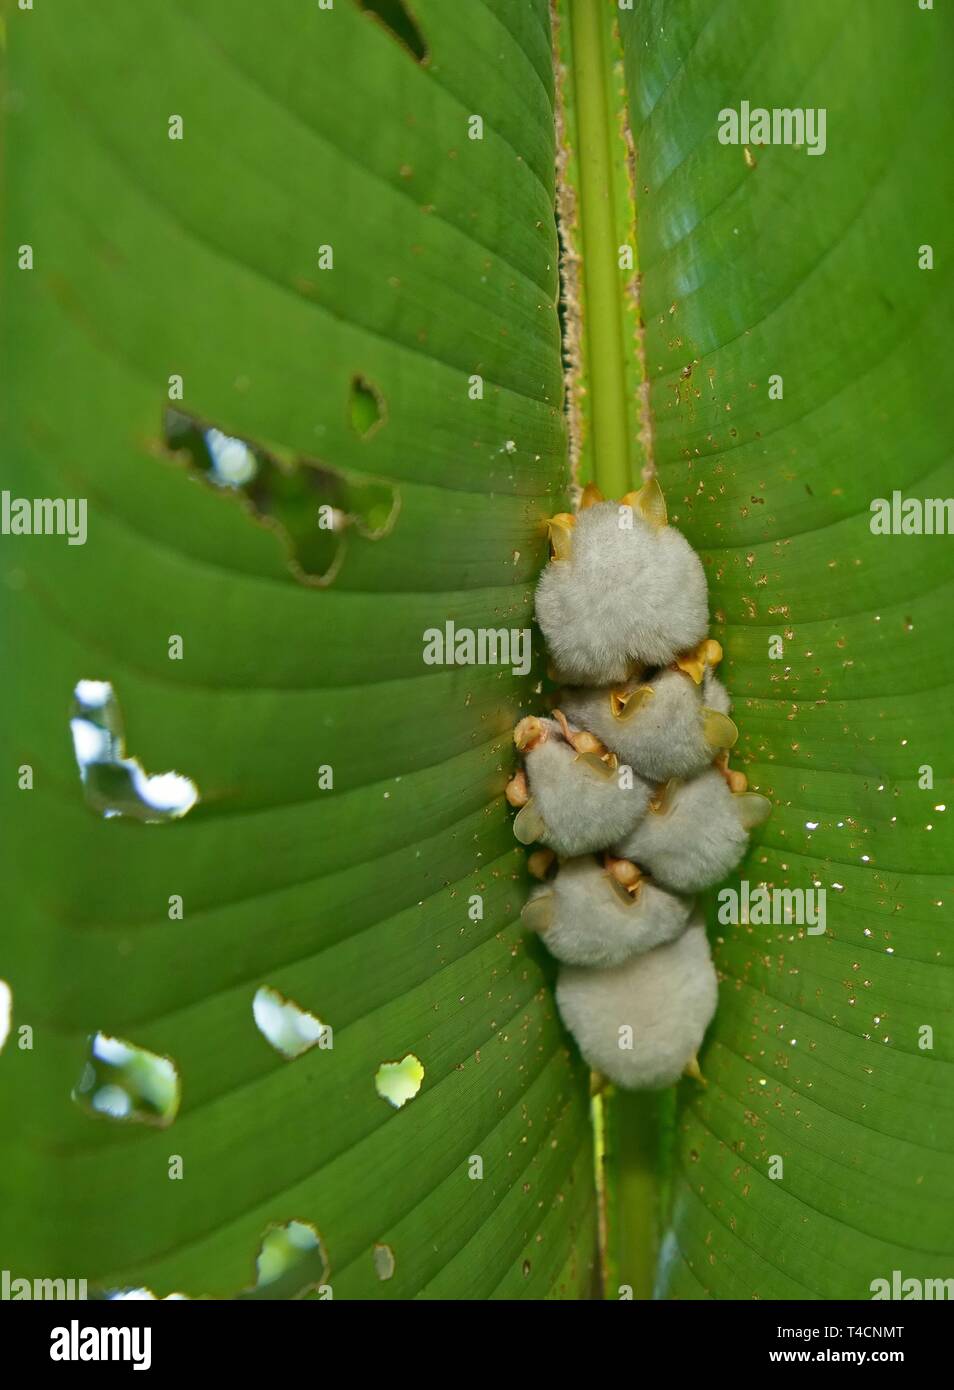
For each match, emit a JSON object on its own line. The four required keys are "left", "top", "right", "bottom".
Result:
{"left": 5, "top": 0, "right": 951, "bottom": 1306}
{"left": 0, "top": 0, "right": 597, "bottom": 1298}
{"left": 616, "top": 0, "right": 954, "bottom": 1298}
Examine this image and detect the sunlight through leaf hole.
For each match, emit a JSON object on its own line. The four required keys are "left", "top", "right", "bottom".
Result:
{"left": 252, "top": 986, "right": 331, "bottom": 1059}
{"left": 375, "top": 1054, "right": 424, "bottom": 1108}
{"left": 70, "top": 680, "right": 199, "bottom": 823}
{"left": 73, "top": 1033, "right": 181, "bottom": 1127}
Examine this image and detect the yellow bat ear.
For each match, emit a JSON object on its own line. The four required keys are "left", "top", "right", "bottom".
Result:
{"left": 547, "top": 512, "right": 576, "bottom": 560}
{"left": 520, "top": 892, "right": 555, "bottom": 933}
{"left": 610, "top": 685, "right": 654, "bottom": 721}
{"left": 649, "top": 777, "right": 681, "bottom": 815}
{"left": 683, "top": 1053, "right": 707, "bottom": 1086}
{"left": 734, "top": 792, "right": 773, "bottom": 830}
{"left": 702, "top": 709, "right": 738, "bottom": 751}
{"left": 620, "top": 477, "right": 667, "bottom": 528}
{"left": 513, "top": 799, "right": 548, "bottom": 845}
{"left": 580, "top": 482, "right": 604, "bottom": 510}
{"left": 575, "top": 751, "right": 616, "bottom": 780}
{"left": 674, "top": 639, "right": 709, "bottom": 684}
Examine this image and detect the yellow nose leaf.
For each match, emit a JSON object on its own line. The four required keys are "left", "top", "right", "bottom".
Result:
{"left": 514, "top": 716, "right": 548, "bottom": 751}
{"left": 505, "top": 770, "right": 529, "bottom": 807}
{"left": 527, "top": 849, "right": 556, "bottom": 880}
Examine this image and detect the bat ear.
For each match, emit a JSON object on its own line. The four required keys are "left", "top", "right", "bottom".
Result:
{"left": 521, "top": 892, "right": 555, "bottom": 933}
{"left": 546, "top": 512, "right": 576, "bottom": 560}
{"left": 650, "top": 778, "right": 682, "bottom": 815}
{"left": 513, "top": 799, "right": 548, "bottom": 845}
{"left": 683, "top": 1053, "right": 707, "bottom": 1086}
{"left": 620, "top": 477, "right": 667, "bottom": 528}
{"left": 702, "top": 709, "right": 738, "bottom": 751}
{"left": 734, "top": 791, "right": 773, "bottom": 830}
{"left": 575, "top": 751, "right": 615, "bottom": 780}
{"left": 580, "top": 482, "right": 604, "bottom": 509}
{"left": 674, "top": 639, "right": 710, "bottom": 683}
{"left": 610, "top": 684, "right": 654, "bottom": 721}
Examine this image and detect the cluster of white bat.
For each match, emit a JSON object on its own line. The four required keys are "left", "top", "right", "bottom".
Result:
{"left": 506, "top": 480, "right": 772, "bottom": 1091}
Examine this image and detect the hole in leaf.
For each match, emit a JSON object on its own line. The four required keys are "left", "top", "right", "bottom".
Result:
{"left": 373, "top": 1243, "right": 396, "bottom": 1281}
{"left": 349, "top": 374, "right": 385, "bottom": 439}
{"left": 252, "top": 986, "right": 331, "bottom": 1059}
{"left": 204, "top": 427, "right": 259, "bottom": 487}
{"left": 163, "top": 409, "right": 399, "bottom": 587}
{"left": 242, "top": 1221, "right": 328, "bottom": 1300}
{"left": 73, "top": 1033, "right": 181, "bottom": 1127}
{"left": 353, "top": 0, "right": 428, "bottom": 63}
{"left": 0, "top": 979, "right": 11, "bottom": 1053}
{"left": 71, "top": 680, "right": 199, "bottom": 823}
{"left": 375, "top": 1053, "right": 424, "bottom": 1108}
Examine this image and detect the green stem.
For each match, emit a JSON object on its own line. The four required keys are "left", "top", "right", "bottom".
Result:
{"left": 558, "top": 0, "right": 661, "bottom": 1299}
{"left": 601, "top": 1089, "right": 673, "bottom": 1299}
{"left": 567, "top": 0, "right": 632, "bottom": 498}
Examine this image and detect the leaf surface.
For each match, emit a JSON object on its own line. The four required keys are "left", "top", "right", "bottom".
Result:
{"left": 0, "top": 0, "right": 596, "bottom": 1299}
{"left": 619, "top": 0, "right": 954, "bottom": 1299}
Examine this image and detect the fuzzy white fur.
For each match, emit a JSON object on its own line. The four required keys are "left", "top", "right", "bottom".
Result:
{"left": 561, "top": 668, "right": 733, "bottom": 783}
{"left": 703, "top": 669, "right": 731, "bottom": 715}
{"left": 613, "top": 768, "right": 759, "bottom": 893}
{"left": 535, "top": 502, "right": 709, "bottom": 686}
{"left": 520, "top": 734, "right": 651, "bottom": 857}
{"left": 523, "top": 856, "right": 693, "bottom": 968}
{"left": 555, "top": 919, "right": 718, "bottom": 1089}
